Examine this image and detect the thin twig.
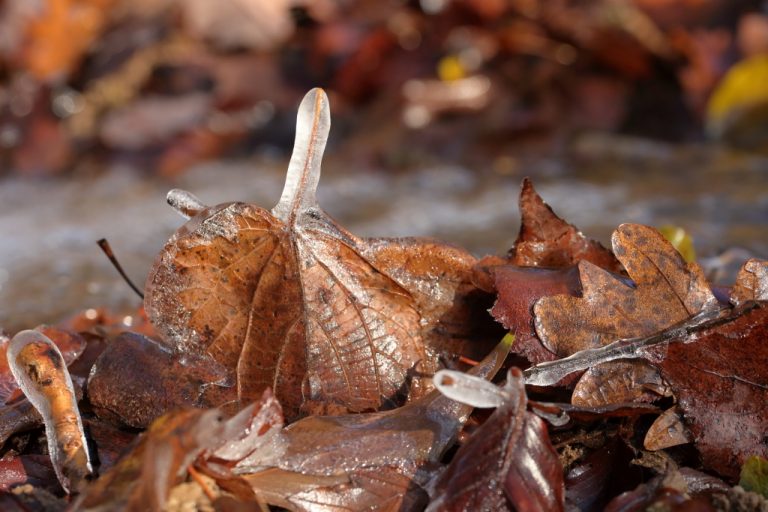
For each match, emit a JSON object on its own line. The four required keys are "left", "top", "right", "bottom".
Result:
{"left": 96, "top": 239, "right": 144, "bottom": 300}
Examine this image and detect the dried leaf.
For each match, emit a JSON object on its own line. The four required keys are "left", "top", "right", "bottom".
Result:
{"left": 73, "top": 408, "right": 223, "bottom": 512}
{"left": 7, "top": 330, "right": 92, "bottom": 493}
{"left": 642, "top": 302, "right": 768, "bottom": 478}
{"left": 510, "top": 178, "right": 622, "bottom": 273}
{"left": 427, "top": 368, "right": 564, "bottom": 512}
{"left": 571, "top": 361, "right": 671, "bottom": 407}
{"left": 238, "top": 338, "right": 510, "bottom": 511}
{"left": 535, "top": 223, "right": 719, "bottom": 357}
{"left": 145, "top": 88, "right": 490, "bottom": 419}
{"left": 87, "top": 332, "right": 233, "bottom": 428}
{"left": 730, "top": 258, "right": 768, "bottom": 306}
{"left": 486, "top": 265, "right": 581, "bottom": 363}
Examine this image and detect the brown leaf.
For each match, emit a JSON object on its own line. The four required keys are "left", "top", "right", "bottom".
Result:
{"left": 730, "top": 258, "right": 768, "bottom": 306}
{"left": 427, "top": 368, "right": 564, "bottom": 512}
{"left": 239, "top": 338, "right": 510, "bottom": 511}
{"left": 535, "top": 223, "right": 719, "bottom": 357}
{"left": 644, "top": 407, "right": 692, "bottom": 451}
{"left": 510, "top": 178, "right": 622, "bottom": 273}
{"left": 145, "top": 88, "right": 490, "bottom": 419}
{"left": 73, "top": 409, "right": 222, "bottom": 512}
{"left": 87, "top": 332, "right": 233, "bottom": 428}
{"left": 485, "top": 265, "right": 581, "bottom": 364}
{"left": 642, "top": 302, "right": 768, "bottom": 479}
{"left": 571, "top": 361, "right": 671, "bottom": 407}
{"left": 74, "top": 390, "right": 282, "bottom": 512}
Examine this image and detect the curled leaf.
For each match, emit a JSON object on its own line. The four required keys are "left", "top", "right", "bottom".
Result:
{"left": 427, "top": 368, "right": 564, "bottom": 512}
{"left": 644, "top": 407, "right": 692, "bottom": 451}
{"left": 145, "top": 88, "right": 490, "bottom": 418}
{"left": 7, "top": 330, "right": 92, "bottom": 493}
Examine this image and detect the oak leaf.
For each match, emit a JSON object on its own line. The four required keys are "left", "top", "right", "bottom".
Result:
{"left": 534, "top": 223, "right": 719, "bottom": 357}
{"left": 476, "top": 179, "right": 622, "bottom": 364}
{"left": 145, "top": 88, "right": 493, "bottom": 419}
{"left": 534, "top": 223, "right": 717, "bottom": 407}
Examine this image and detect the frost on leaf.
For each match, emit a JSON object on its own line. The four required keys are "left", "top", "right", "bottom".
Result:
{"left": 145, "top": 88, "right": 493, "bottom": 419}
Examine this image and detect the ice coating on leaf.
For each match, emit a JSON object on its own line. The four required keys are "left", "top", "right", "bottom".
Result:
{"left": 166, "top": 189, "right": 208, "bottom": 219}
{"left": 272, "top": 87, "right": 330, "bottom": 223}
{"left": 7, "top": 330, "right": 92, "bottom": 493}
{"left": 433, "top": 369, "right": 507, "bottom": 408}
{"left": 145, "top": 87, "right": 491, "bottom": 419}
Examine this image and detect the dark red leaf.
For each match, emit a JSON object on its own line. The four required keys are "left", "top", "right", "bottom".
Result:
{"left": 427, "top": 368, "right": 564, "bottom": 512}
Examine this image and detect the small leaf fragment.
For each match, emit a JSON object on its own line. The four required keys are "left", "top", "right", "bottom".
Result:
{"left": 644, "top": 407, "right": 692, "bottom": 451}
{"left": 730, "top": 258, "right": 768, "bottom": 306}
{"left": 511, "top": 178, "right": 622, "bottom": 273}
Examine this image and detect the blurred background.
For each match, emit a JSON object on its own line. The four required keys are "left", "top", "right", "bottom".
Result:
{"left": 1, "top": 0, "right": 768, "bottom": 330}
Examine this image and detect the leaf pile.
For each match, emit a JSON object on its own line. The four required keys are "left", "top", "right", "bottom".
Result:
{"left": 1, "top": 89, "right": 767, "bottom": 512}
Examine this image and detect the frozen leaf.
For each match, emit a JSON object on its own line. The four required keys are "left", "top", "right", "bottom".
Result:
{"left": 730, "top": 258, "right": 768, "bottom": 306}
{"left": 535, "top": 223, "right": 719, "bottom": 357}
{"left": 87, "top": 332, "right": 233, "bottom": 428}
{"left": 534, "top": 301, "right": 768, "bottom": 478}
{"left": 510, "top": 178, "right": 622, "bottom": 273}
{"left": 238, "top": 338, "right": 510, "bottom": 511}
{"left": 427, "top": 368, "right": 564, "bottom": 512}
{"left": 7, "top": 330, "right": 92, "bottom": 493}
{"left": 533, "top": 224, "right": 717, "bottom": 406}
{"left": 145, "top": 88, "right": 491, "bottom": 419}
{"left": 0, "top": 326, "right": 85, "bottom": 404}
{"left": 73, "top": 408, "right": 225, "bottom": 512}
{"left": 571, "top": 361, "right": 671, "bottom": 407}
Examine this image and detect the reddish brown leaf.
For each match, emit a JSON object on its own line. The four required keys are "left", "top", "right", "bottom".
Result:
{"left": 571, "top": 361, "right": 671, "bottom": 407}
{"left": 87, "top": 332, "right": 233, "bottom": 428}
{"left": 145, "top": 88, "right": 491, "bottom": 419}
{"left": 0, "top": 455, "right": 58, "bottom": 493}
{"left": 487, "top": 265, "right": 581, "bottom": 363}
{"left": 535, "top": 223, "right": 719, "bottom": 357}
{"left": 427, "top": 368, "right": 564, "bottom": 512}
{"left": 510, "top": 178, "right": 622, "bottom": 273}
{"left": 642, "top": 302, "right": 768, "bottom": 479}
{"left": 238, "top": 339, "right": 509, "bottom": 511}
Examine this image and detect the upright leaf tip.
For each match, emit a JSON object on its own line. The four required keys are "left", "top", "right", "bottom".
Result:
{"left": 273, "top": 88, "right": 331, "bottom": 223}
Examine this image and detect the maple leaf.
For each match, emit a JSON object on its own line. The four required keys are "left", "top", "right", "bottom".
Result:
{"left": 145, "top": 88, "right": 493, "bottom": 419}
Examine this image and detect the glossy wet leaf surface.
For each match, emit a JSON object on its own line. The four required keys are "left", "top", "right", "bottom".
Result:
{"left": 145, "top": 89, "right": 493, "bottom": 419}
